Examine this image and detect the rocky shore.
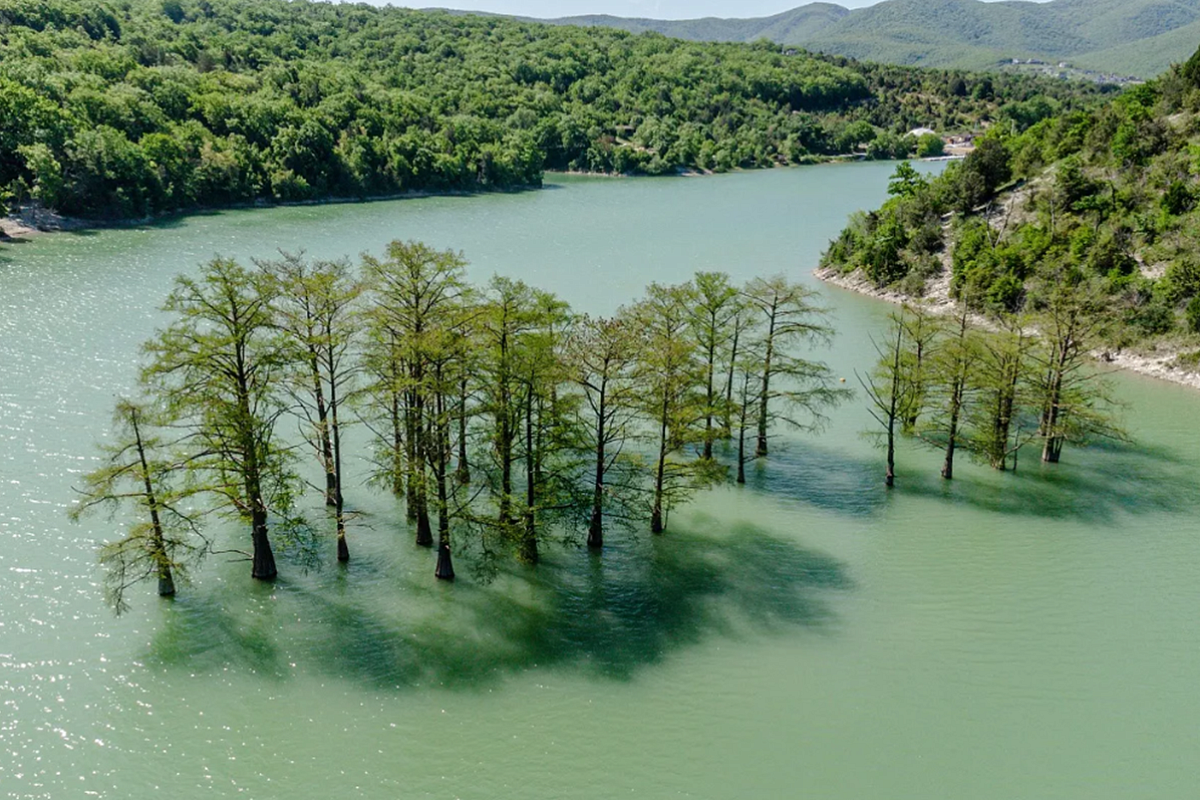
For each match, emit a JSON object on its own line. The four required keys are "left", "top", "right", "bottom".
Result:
{"left": 814, "top": 265, "right": 1200, "bottom": 392}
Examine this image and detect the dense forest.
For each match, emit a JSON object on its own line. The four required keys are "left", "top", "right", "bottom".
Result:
{"left": 821, "top": 45, "right": 1200, "bottom": 365}
{"left": 70, "top": 245, "right": 851, "bottom": 610}
{"left": 0, "top": 0, "right": 1106, "bottom": 220}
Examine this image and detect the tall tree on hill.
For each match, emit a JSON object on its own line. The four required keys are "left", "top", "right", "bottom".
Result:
{"left": 141, "top": 258, "right": 298, "bottom": 580}
{"left": 261, "top": 253, "right": 362, "bottom": 562}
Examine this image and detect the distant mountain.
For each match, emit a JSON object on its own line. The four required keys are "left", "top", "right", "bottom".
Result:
{"left": 541, "top": 4, "right": 849, "bottom": 44}
{"left": 527, "top": 0, "right": 1200, "bottom": 78}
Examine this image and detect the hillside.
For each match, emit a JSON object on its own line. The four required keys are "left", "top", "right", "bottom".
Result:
{"left": 0, "top": 0, "right": 1101, "bottom": 222}
{"left": 543, "top": 4, "right": 849, "bottom": 44}
{"left": 819, "top": 46, "right": 1200, "bottom": 370}
{"left": 539, "top": 0, "right": 1200, "bottom": 79}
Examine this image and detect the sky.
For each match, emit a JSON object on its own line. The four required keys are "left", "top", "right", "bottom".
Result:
{"left": 383, "top": 0, "right": 1045, "bottom": 20}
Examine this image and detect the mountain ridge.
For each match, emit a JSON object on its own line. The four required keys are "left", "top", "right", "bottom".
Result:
{"left": 505, "top": 0, "right": 1200, "bottom": 78}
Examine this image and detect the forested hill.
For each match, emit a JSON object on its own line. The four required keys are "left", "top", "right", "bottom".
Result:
{"left": 820, "top": 46, "right": 1200, "bottom": 358}
{"left": 540, "top": 0, "right": 1200, "bottom": 79}
{"left": 0, "top": 0, "right": 1102, "bottom": 220}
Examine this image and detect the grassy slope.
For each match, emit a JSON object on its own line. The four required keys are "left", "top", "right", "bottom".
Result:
{"left": 1072, "top": 19, "right": 1200, "bottom": 78}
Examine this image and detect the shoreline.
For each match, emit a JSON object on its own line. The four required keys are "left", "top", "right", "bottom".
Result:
{"left": 1, "top": 157, "right": 930, "bottom": 240}
{"left": 0, "top": 184, "right": 542, "bottom": 240}
{"left": 814, "top": 265, "right": 1200, "bottom": 393}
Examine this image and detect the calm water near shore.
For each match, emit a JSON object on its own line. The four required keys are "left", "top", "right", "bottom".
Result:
{"left": 2, "top": 163, "right": 1198, "bottom": 799}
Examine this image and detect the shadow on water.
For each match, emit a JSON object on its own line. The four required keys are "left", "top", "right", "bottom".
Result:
{"left": 898, "top": 439, "right": 1200, "bottom": 523}
{"left": 144, "top": 522, "right": 851, "bottom": 690}
{"left": 727, "top": 440, "right": 890, "bottom": 519}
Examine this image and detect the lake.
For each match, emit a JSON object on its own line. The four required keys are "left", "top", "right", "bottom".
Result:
{"left": 2, "top": 163, "right": 1198, "bottom": 799}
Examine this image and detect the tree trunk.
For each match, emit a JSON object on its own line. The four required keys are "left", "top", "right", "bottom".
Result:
{"left": 390, "top": 385, "right": 404, "bottom": 497}
{"left": 435, "top": 542, "right": 455, "bottom": 581}
{"left": 941, "top": 380, "right": 963, "bottom": 481}
{"left": 651, "top": 392, "right": 669, "bottom": 534}
{"left": 588, "top": 383, "right": 606, "bottom": 550}
{"left": 1041, "top": 347, "right": 1068, "bottom": 464}
{"left": 885, "top": 324, "right": 902, "bottom": 489}
{"left": 434, "top": 387, "right": 454, "bottom": 579}
{"left": 132, "top": 410, "right": 176, "bottom": 596}
{"left": 251, "top": 508, "right": 277, "bottom": 580}
{"left": 723, "top": 321, "right": 740, "bottom": 436}
{"left": 756, "top": 307, "right": 777, "bottom": 458}
{"left": 736, "top": 418, "right": 747, "bottom": 485}
{"left": 456, "top": 374, "right": 470, "bottom": 484}
{"left": 330, "top": 362, "right": 348, "bottom": 563}
{"left": 413, "top": 413, "right": 433, "bottom": 547}
{"left": 519, "top": 383, "right": 538, "bottom": 565}
{"left": 405, "top": 388, "right": 419, "bottom": 520}
{"left": 309, "top": 351, "right": 336, "bottom": 507}
{"left": 703, "top": 338, "right": 716, "bottom": 460}
{"left": 885, "top": 424, "right": 895, "bottom": 488}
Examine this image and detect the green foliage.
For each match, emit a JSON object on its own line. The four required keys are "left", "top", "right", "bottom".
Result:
{"left": 1187, "top": 296, "right": 1200, "bottom": 332}
{"left": 915, "top": 133, "right": 945, "bottom": 158}
{"left": 887, "top": 162, "right": 927, "bottom": 198}
{"left": 823, "top": 40, "right": 1200, "bottom": 344}
{"left": 0, "top": 0, "right": 1101, "bottom": 219}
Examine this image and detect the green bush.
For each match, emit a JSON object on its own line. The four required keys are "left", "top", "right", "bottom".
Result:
{"left": 1187, "top": 297, "right": 1200, "bottom": 333}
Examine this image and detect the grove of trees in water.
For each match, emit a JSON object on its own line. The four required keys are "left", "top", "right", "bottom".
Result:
{"left": 70, "top": 243, "right": 850, "bottom": 612}
{"left": 860, "top": 293, "right": 1123, "bottom": 489}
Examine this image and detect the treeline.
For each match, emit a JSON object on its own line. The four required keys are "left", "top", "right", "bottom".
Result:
{"left": 69, "top": 243, "right": 848, "bottom": 612}
{"left": 821, "top": 44, "right": 1200, "bottom": 352}
{"left": 860, "top": 289, "right": 1122, "bottom": 488}
{"left": 0, "top": 0, "right": 1105, "bottom": 219}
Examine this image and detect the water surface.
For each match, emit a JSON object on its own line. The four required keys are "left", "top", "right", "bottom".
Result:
{"left": 2, "top": 163, "right": 1198, "bottom": 799}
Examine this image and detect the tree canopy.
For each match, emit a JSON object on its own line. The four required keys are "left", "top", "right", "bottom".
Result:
{"left": 0, "top": 0, "right": 1102, "bottom": 219}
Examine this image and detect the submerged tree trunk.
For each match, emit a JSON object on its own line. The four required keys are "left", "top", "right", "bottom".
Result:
{"left": 413, "top": 412, "right": 433, "bottom": 548}
{"left": 756, "top": 309, "right": 777, "bottom": 458}
{"left": 308, "top": 352, "right": 336, "bottom": 507}
{"left": 390, "top": 380, "right": 405, "bottom": 497}
{"left": 251, "top": 508, "right": 277, "bottom": 580}
{"left": 736, "top": 405, "right": 748, "bottom": 485}
{"left": 131, "top": 410, "right": 175, "bottom": 596}
{"left": 330, "top": 365, "right": 348, "bottom": 563}
{"left": 588, "top": 381, "right": 607, "bottom": 550}
{"left": 1040, "top": 349, "right": 1068, "bottom": 464}
{"left": 703, "top": 341, "right": 716, "bottom": 460}
{"left": 519, "top": 382, "right": 539, "bottom": 565}
{"left": 456, "top": 374, "right": 470, "bottom": 484}
{"left": 651, "top": 392, "right": 669, "bottom": 534}
{"left": 941, "top": 379, "right": 963, "bottom": 481}
{"left": 723, "top": 322, "right": 741, "bottom": 437}
{"left": 434, "top": 387, "right": 454, "bottom": 580}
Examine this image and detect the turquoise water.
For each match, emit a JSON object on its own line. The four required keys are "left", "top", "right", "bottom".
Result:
{"left": 1, "top": 163, "right": 1198, "bottom": 799}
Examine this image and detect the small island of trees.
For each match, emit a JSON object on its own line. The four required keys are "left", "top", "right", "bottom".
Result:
{"left": 70, "top": 242, "right": 850, "bottom": 612}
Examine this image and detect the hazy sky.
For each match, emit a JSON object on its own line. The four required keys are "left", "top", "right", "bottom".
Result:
{"left": 387, "top": 0, "right": 1043, "bottom": 20}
